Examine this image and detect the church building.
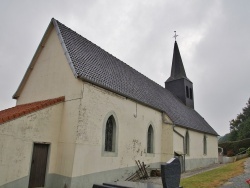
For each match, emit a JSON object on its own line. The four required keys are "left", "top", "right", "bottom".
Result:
{"left": 0, "top": 18, "right": 218, "bottom": 188}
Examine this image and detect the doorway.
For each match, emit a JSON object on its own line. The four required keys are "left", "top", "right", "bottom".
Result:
{"left": 174, "top": 152, "right": 185, "bottom": 173}
{"left": 28, "top": 143, "right": 49, "bottom": 188}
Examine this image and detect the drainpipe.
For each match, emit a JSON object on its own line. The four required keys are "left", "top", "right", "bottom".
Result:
{"left": 173, "top": 125, "right": 186, "bottom": 172}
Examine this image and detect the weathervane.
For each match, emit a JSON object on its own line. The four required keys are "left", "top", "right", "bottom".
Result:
{"left": 173, "top": 31, "right": 178, "bottom": 41}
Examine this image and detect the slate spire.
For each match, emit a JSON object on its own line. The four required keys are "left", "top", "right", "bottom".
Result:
{"left": 165, "top": 40, "right": 194, "bottom": 109}
{"left": 167, "top": 41, "right": 188, "bottom": 82}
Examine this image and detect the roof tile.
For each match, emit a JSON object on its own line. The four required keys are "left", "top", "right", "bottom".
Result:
{"left": 54, "top": 19, "right": 218, "bottom": 135}
{"left": 0, "top": 96, "right": 65, "bottom": 124}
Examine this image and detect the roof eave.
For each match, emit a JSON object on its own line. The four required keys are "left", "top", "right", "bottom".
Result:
{"left": 174, "top": 123, "right": 219, "bottom": 136}
{"left": 79, "top": 77, "right": 219, "bottom": 135}
{"left": 79, "top": 76, "right": 165, "bottom": 113}
{"left": 166, "top": 76, "right": 192, "bottom": 83}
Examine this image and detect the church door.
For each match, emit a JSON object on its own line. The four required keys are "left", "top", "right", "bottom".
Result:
{"left": 28, "top": 143, "right": 49, "bottom": 188}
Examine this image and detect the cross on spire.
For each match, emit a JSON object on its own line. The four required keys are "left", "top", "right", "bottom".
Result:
{"left": 173, "top": 31, "right": 178, "bottom": 41}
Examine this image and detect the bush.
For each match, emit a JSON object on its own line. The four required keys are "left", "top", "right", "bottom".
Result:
{"left": 219, "top": 138, "right": 250, "bottom": 155}
{"left": 239, "top": 148, "right": 246, "bottom": 154}
{"left": 227, "top": 150, "right": 235, "bottom": 157}
{"left": 247, "top": 148, "right": 250, "bottom": 157}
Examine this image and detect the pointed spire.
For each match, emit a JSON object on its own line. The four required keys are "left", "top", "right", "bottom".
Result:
{"left": 165, "top": 36, "right": 194, "bottom": 109}
{"left": 167, "top": 41, "right": 189, "bottom": 82}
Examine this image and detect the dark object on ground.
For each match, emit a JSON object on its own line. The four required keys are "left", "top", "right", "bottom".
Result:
{"left": 161, "top": 157, "right": 182, "bottom": 188}
{"left": 150, "top": 169, "right": 161, "bottom": 177}
{"left": 93, "top": 181, "right": 163, "bottom": 187}
{"left": 125, "top": 160, "right": 149, "bottom": 181}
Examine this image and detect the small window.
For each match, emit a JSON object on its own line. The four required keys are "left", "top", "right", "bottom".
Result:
{"left": 147, "top": 125, "right": 154, "bottom": 153}
{"left": 203, "top": 135, "right": 207, "bottom": 155}
{"left": 185, "top": 131, "right": 190, "bottom": 155}
{"left": 186, "top": 86, "right": 189, "bottom": 98}
{"left": 190, "top": 88, "right": 193, "bottom": 100}
{"left": 105, "top": 116, "right": 116, "bottom": 152}
{"left": 102, "top": 112, "right": 118, "bottom": 157}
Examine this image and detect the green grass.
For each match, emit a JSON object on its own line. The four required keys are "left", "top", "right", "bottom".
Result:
{"left": 180, "top": 158, "right": 247, "bottom": 188}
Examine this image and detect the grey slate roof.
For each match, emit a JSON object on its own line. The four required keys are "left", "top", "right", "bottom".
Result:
{"left": 53, "top": 18, "right": 218, "bottom": 135}
{"left": 167, "top": 41, "right": 189, "bottom": 82}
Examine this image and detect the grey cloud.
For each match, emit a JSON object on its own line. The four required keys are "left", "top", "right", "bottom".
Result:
{"left": 0, "top": 0, "right": 249, "bottom": 136}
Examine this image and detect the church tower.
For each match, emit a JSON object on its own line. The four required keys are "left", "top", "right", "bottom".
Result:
{"left": 165, "top": 40, "right": 194, "bottom": 109}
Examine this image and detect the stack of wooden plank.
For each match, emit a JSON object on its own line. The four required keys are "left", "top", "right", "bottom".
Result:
{"left": 125, "top": 160, "right": 149, "bottom": 181}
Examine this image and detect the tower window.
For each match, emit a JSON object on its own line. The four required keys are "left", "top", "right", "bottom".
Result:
{"left": 190, "top": 88, "right": 193, "bottom": 100}
{"left": 186, "top": 86, "right": 189, "bottom": 98}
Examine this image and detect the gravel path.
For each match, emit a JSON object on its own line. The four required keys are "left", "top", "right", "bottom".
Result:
{"left": 220, "top": 157, "right": 250, "bottom": 188}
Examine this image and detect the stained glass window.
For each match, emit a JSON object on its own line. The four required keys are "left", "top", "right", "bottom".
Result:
{"left": 185, "top": 131, "right": 190, "bottom": 155}
{"left": 203, "top": 135, "right": 207, "bottom": 155}
{"left": 147, "top": 125, "right": 154, "bottom": 153}
{"left": 105, "top": 116, "right": 114, "bottom": 152}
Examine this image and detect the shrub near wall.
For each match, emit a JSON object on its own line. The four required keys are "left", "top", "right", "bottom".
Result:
{"left": 219, "top": 138, "right": 250, "bottom": 155}
{"left": 247, "top": 148, "right": 250, "bottom": 157}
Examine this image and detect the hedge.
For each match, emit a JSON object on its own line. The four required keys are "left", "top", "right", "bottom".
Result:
{"left": 218, "top": 138, "right": 250, "bottom": 156}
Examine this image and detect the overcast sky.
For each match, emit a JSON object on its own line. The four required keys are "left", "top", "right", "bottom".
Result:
{"left": 0, "top": 0, "right": 249, "bottom": 136}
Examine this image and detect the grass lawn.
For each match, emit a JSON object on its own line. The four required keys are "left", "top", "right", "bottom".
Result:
{"left": 180, "top": 158, "right": 247, "bottom": 188}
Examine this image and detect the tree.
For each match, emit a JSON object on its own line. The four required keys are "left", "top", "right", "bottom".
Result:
{"left": 229, "top": 98, "right": 250, "bottom": 141}
{"left": 238, "top": 118, "right": 250, "bottom": 140}
{"left": 229, "top": 130, "right": 238, "bottom": 141}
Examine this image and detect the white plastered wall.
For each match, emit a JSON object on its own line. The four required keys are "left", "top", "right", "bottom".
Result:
{"left": 12, "top": 26, "right": 84, "bottom": 178}
{"left": 174, "top": 126, "right": 218, "bottom": 158}
{"left": 0, "top": 103, "right": 63, "bottom": 186}
{"left": 16, "top": 27, "right": 82, "bottom": 105}
{"left": 161, "top": 113, "right": 174, "bottom": 162}
{"left": 71, "top": 83, "right": 174, "bottom": 177}
{"left": 55, "top": 99, "right": 82, "bottom": 177}
{"left": 173, "top": 126, "right": 218, "bottom": 170}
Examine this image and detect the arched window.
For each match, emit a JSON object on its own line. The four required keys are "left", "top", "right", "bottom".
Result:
{"left": 147, "top": 125, "right": 154, "bottom": 153}
{"left": 185, "top": 131, "right": 190, "bottom": 155}
{"left": 203, "top": 135, "right": 207, "bottom": 155}
{"left": 186, "top": 86, "right": 189, "bottom": 98}
{"left": 190, "top": 88, "right": 193, "bottom": 100}
{"left": 105, "top": 115, "right": 116, "bottom": 152}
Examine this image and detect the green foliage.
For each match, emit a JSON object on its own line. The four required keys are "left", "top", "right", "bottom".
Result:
{"left": 218, "top": 138, "right": 250, "bottom": 155}
{"left": 229, "top": 98, "right": 250, "bottom": 141}
{"left": 247, "top": 148, "right": 250, "bottom": 157}
{"left": 229, "top": 130, "right": 238, "bottom": 141}
{"left": 218, "top": 133, "right": 231, "bottom": 143}
{"left": 239, "top": 147, "right": 246, "bottom": 154}
{"left": 238, "top": 118, "right": 250, "bottom": 140}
